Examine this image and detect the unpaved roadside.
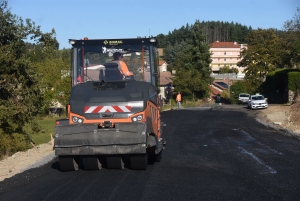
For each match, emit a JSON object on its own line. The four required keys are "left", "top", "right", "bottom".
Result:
{"left": 0, "top": 142, "right": 55, "bottom": 182}
{"left": 255, "top": 103, "right": 300, "bottom": 137}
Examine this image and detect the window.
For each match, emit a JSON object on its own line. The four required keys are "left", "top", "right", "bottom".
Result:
{"left": 218, "top": 58, "right": 220, "bottom": 61}
{"left": 224, "top": 58, "right": 226, "bottom": 61}
{"left": 224, "top": 52, "right": 226, "bottom": 55}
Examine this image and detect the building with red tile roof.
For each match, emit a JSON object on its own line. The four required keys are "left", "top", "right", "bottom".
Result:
{"left": 159, "top": 60, "right": 167, "bottom": 72}
{"left": 210, "top": 41, "right": 247, "bottom": 76}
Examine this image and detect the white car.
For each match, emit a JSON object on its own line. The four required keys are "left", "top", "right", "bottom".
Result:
{"left": 248, "top": 94, "right": 268, "bottom": 109}
{"left": 238, "top": 93, "right": 250, "bottom": 104}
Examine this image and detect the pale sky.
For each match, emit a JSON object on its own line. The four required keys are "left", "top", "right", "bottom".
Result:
{"left": 8, "top": 0, "right": 300, "bottom": 49}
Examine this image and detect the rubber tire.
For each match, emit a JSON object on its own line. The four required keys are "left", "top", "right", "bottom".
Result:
{"left": 59, "top": 156, "right": 79, "bottom": 171}
{"left": 106, "top": 156, "right": 124, "bottom": 169}
{"left": 83, "top": 156, "right": 101, "bottom": 170}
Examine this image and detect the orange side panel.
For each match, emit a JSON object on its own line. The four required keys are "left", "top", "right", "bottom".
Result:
{"left": 144, "top": 100, "right": 161, "bottom": 139}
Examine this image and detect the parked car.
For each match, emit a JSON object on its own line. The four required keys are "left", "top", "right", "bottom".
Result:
{"left": 238, "top": 93, "right": 250, "bottom": 104}
{"left": 247, "top": 94, "right": 268, "bottom": 109}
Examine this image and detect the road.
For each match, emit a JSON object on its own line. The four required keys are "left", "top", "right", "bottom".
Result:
{"left": 0, "top": 106, "right": 300, "bottom": 201}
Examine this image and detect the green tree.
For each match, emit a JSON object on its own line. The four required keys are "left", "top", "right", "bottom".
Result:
{"left": 0, "top": 0, "right": 58, "bottom": 155}
{"left": 238, "top": 29, "right": 282, "bottom": 92}
{"left": 172, "top": 20, "right": 213, "bottom": 100}
{"left": 281, "top": 7, "right": 300, "bottom": 68}
{"left": 230, "top": 80, "right": 248, "bottom": 104}
{"left": 164, "top": 40, "right": 188, "bottom": 68}
{"left": 34, "top": 54, "right": 71, "bottom": 113}
{"left": 219, "top": 65, "right": 238, "bottom": 74}
{"left": 27, "top": 27, "right": 68, "bottom": 114}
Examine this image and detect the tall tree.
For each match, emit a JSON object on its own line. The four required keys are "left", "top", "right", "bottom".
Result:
{"left": 238, "top": 28, "right": 282, "bottom": 90}
{"left": 161, "top": 20, "right": 252, "bottom": 65}
{"left": 30, "top": 32, "right": 69, "bottom": 113}
{"left": 0, "top": 0, "right": 57, "bottom": 154}
{"left": 281, "top": 7, "right": 300, "bottom": 68}
{"left": 172, "top": 20, "right": 213, "bottom": 100}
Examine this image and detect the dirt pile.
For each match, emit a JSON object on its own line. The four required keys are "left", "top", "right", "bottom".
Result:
{"left": 289, "top": 96, "right": 300, "bottom": 130}
{"left": 256, "top": 97, "right": 300, "bottom": 135}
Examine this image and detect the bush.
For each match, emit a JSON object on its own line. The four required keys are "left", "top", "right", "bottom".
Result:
{"left": 264, "top": 69, "right": 300, "bottom": 103}
{"left": 229, "top": 80, "right": 248, "bottom": 104}
{"left": 0, "top": 132, "right": 29, "bottom": 158}
{"left": 288, "top": 72, "right": 300, "bottom": 96}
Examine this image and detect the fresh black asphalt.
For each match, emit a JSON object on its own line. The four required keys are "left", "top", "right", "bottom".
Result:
{"left": 1, "top": 106, "right": 300, "bottom": 201}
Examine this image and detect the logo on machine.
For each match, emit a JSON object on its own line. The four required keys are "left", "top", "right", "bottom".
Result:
{"left": 84, "top": 106, "right": 132, "bottom": 113}
{"left": 103, "top": 40, "right": 123, "bottom": 45}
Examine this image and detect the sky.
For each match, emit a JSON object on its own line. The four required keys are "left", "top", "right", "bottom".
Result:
{"left": 7, "top": 0, "right": 300, "bottom": 49}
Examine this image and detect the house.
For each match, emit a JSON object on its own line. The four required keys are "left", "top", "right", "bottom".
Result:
{"left": 159, "top": 71, "right": 173, "bottom": 100}
{"left": 210, "top": 41, "right": 247, "bottom": 76}
{"left": 159, "top": 60, "right": 167, "bottom": 72}
{"left": 157, "top": 60, "right": 172, "bottom": 100}
{"left": 209, "top": 85, "right": 223, "bottom": 101}
{"left": 209, "top": 78, "right": 235, "bottom": 103}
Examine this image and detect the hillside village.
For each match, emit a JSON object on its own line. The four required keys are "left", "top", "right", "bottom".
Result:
{"left": 158, "top": 41, "right": 247, "bottom": 102}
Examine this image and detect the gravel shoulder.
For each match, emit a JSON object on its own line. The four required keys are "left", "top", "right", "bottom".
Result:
{"left": 255, "top": 101, "right": 300, "bottom": 137}
{"left": 0, "top": 142, "right": 55, "bottom": 182}
{"left": 1, "top": 100, "right": 300, "bottom": 182}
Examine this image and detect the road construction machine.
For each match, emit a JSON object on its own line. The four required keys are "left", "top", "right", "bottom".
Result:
{"left": 54, "top": 37, "right": 166, "bottom": 171}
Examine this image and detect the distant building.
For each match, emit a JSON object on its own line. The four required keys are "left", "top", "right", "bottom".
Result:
{"left": 157, "top": 60, "right": 172, "bottom": 100}
{"left": 159, "top": 71, "right": 173, "bottom": 100}
{"left": 210, "top": 41, "right": 247, "bottom": 77}
{"left": 159, "top": 60, "right": 167, "bottom": 72}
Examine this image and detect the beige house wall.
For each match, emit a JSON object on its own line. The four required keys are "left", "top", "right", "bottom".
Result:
{"left": 210, "top": 43, "right": 247, "bottom": 74}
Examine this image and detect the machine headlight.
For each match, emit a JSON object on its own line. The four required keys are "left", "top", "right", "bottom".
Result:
{"left": 72, "top": 116, "right": 83, "bottom": 124}
{"left": 72, "top": 116, "right": 78, "bottom": 122}
{"left": 131, "top": 114, "right": 143, "bottom": 122}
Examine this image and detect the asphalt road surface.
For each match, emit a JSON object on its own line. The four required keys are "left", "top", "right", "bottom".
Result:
{"left": 1, "top": 106, "right": 300, "bottom": 201}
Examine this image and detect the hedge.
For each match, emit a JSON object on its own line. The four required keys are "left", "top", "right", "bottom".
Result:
{"left": 264, "top": 69, "right": 300, "bottom": 103}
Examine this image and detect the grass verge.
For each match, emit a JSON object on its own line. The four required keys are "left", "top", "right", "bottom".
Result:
{"left": 27, "top": 116, "right": 61, "bottom": 145}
